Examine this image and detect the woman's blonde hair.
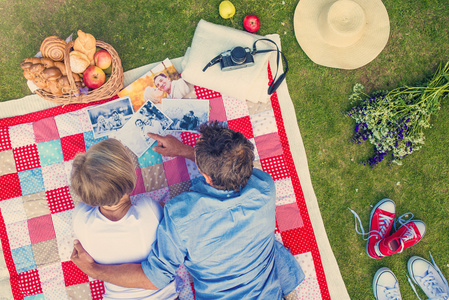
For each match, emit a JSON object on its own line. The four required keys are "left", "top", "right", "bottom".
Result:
{"left": 70, "top": 138, "right": 136, "bottom": 206}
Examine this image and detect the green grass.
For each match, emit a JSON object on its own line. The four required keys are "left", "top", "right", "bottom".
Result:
{"left": 1, "top": 0, "right": 448, "bottom": 298}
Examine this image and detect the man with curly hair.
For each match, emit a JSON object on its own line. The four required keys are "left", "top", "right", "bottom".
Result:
{"left": 72, "top": 122, "right": 304, "bottom": 299}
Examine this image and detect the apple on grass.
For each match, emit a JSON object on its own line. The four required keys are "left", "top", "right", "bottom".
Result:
{"left": 94, "top": 49, "right": 112, "bottom": 69}
{"left": 83, "top": 66, "right": 106, "bottom": 89}
{"left": 243, "top": 15, "right": 261, "bottom": 33}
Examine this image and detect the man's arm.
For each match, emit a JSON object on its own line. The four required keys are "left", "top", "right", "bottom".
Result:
{"left": 71, "top": 240, "right": 159, "bottom": 290}
{"left": 147, "top": 133, "right": 195, "bottom": 161}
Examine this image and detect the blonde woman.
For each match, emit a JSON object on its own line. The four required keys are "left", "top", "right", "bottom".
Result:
{"left": 70, "top": 139, "right": 179, "bottom": 300}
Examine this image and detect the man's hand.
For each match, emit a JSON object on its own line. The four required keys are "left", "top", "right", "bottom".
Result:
{"left": 71, "top": 239, "right": 98, "bottom": 278}
{"left": 148, "top": 133, "right": 195, "bottom": 161}
{"left": 71, "top": 239, "right": 158, "bottom": 289}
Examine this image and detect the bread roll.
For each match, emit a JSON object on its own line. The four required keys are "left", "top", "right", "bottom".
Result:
{"left": 43, "top": 67, "right": 63, "bottom": 80}
{"left": 73, "top": 30, "right": 96, "bottom": 65}
{"left": 40, "top": 58, "right": 55, "bottom": 68}
{"left": 70, "top": 50, "right": 90, "bottom": 73}
{"left": 54, "top": 61, "right": 67, "bottom": 75}
{"left": 40, "top": 36, "right": 66, "bottom": 62}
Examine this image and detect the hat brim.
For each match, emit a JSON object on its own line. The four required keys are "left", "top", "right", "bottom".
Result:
{"left": 294, "top": 0, "right": 390, "bottom": 69}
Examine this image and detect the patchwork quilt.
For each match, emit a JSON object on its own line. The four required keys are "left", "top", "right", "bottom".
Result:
{"left": 0, "top": 68, "right": 331, "bottom": 299}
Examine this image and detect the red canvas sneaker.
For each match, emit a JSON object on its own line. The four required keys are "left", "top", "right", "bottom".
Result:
{"left": 366, "top": 198, "right": 396, "bottom": 259}
{"left": 349, "top": 198, "right": 396, "bottom": 259}
{"left": 374, "top": 220, "right": 426, "bottom": 258}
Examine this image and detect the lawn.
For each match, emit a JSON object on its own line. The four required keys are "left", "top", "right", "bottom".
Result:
{"left": 1, "top": 0, "right": 448, "bottom": 299}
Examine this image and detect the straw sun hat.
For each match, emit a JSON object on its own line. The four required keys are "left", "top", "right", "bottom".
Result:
{"left": 294, "top": 0, "right": 390, "bottom": 69}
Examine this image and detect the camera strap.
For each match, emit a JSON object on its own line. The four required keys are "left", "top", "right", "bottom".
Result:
{"left": 251, "top": 38, "right": 289, "bottom": 95}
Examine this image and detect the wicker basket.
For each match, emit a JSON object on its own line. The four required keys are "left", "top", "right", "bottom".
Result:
{"left": 35, "top": 40, "right": 124, "bottom": 105}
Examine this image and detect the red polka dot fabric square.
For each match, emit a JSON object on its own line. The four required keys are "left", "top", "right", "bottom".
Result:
{"left": 260, "top": 155, "right": 289, "bottom": 181}
{"left": 60, "top": 133, "right": 86, "bottom": 161}
{"left": 18, "top": 269, "right": 43, "bottom": 296}
{"left": 181, "top": 132, "right": 200, "bottom": 147}
{"left": 33, "top": 117, "right": 59, "bottom": 143}
{"left": 46, "top": 186, "right": 74, "bottom": 214}
{"left": 61, "top": 261, "right": 89, "bottom": 286}
{"left": 227, "top": 116, "right": 254, "bottom": 139}
{"left": 163, "top": 156, "right": 190, "bottom": 186}
{"left": 13, "top": 144, "right": 41, "bottom": 172}
{"left": 0, "top": 173, "right": 22, "bottom": 201}
{"left": 27, "top": 214, "right": 56, "bottom": 244}
{"left": 275, "top": 203, "right": 304, "bottom": 232}
{"left": 254, "top": 132, "right": 283, "bottom": 160}
{"left": 90, "top": 280, "right": 105, "bottom": 300}
{"left": 194, "top": 86, "right": 221, "bottom": 99}
{"left": 0, "top": 127, "right": 12, "bottom": 151}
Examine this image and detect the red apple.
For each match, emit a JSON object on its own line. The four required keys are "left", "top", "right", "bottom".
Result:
{"left": 83, "top": 66, "right": 106, "bottom": 89}
{"left": 243, "top": 15, "right": 261, "bottom": 33}
{"left": 94, "top": 50, "right": 112, "bottom": 69}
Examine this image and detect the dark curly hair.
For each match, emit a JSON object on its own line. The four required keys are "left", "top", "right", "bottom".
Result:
{"left": 195, "top": 122, "right": 255, "bottom": 191}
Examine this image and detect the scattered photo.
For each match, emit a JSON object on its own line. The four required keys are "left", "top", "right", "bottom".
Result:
{"left": 118, "top": 58, "right": 194, "bottom": 111}
{"left": 115, "top": 100, "right": 173, "bottom": 157}
{"left": 87, "top": 96, "right": 134, "bottom": 139}
{"left": 162, "top": 99, "right": 209, "bottom": 132}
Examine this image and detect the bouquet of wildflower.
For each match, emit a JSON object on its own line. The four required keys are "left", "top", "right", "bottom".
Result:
{"left": 346, "top": 61, "right": 449, "bottom": 167}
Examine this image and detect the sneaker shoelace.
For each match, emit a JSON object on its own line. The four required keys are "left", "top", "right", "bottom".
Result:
{"left": 348, "top": 208, "right": 393, "bottom": 241}
{"left": 394, "top": 212, "right": 414, "bottom": 231}
{"left": 407, "top": 252, "right": 449, "bottom": 300}
{"left": 380, "top": 283, "right": 402, "bottom": 300}
{"left": 394, "top": 223, "right": 418, "bottom": 254}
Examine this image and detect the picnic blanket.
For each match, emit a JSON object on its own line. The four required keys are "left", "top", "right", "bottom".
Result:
{"left": 0, "top": 57, "right": 349, "bottom": 299}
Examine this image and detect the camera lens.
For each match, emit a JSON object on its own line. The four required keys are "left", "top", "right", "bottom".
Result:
{"left": 230, "top": 47, "right": 247, "bottom": 64}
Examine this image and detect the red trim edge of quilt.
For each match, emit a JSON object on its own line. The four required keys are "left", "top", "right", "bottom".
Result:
{"left": 268, "top": 67, "right": 330, "bottom": 300}
{"left": 0, "top": 209, "right": 22, "bottom": 299}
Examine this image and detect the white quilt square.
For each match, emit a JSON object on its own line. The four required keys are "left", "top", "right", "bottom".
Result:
{"left": 6, "top": 220, "right": 31, "bottom": 249}
{"left": 9, "top": 123, "right": 35, "bottom": 148}
{"left": 0, "top": 197, "right": 27, "bottom": 224}
{"left": 42, "top": 163, "right": 67, "bottom": 191}
{"left": 39, "top": 263, "right": 65, "bottom": 293}
{"left": 223, "top": 95, "right": 249, "bottom": 120}
{"left": 54, "top": 111, "right": 83, "bottom": 137}
{"left": 250, "top": 110, "right": 277, "bottom": 137}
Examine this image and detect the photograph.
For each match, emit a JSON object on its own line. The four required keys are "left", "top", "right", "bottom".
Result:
{"left": 115, "top": 100, "right": 173, "bottom": 157}
{"left": 87, "top": 96, "right": 134, "bottom": 139}
{"left": 162, "top": 99, "right": 209, "bottom": 132}
{"left": 117, "top": 58, "right": 194, "bottom": 112}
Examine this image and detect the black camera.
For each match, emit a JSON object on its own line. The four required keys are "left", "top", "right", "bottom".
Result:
{"left": 202, "top": 46, "right": 254, "bottom": 72}
{"left": 202, "top": 38, "right": 289, "bottom": 95}
{"left": 219, "top": 46, "right": 255, "bottom": 71}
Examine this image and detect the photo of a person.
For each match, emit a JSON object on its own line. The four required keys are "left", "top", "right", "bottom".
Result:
{"left": 162, "top": 99, "right": 209, "bottom": 132}
{"left": 96, "top": 115, "right": 112, "bottom": 133}
{"left": 109, "top": 110, "right": 124, "bottom": 129}
{"left": 114, "top": 100, "right": 173, "bottom": 157}
{"left": 118, "top": 58, "right": 194, "bottom": 111}
{"left": 87, "top": 96, "right": 134, "bottom": 139}
{"left": 179, "top": 111, "right": 199, "bottom": 131}
{"left": 143, "top": 86, "right": 165, "bottom": 107}
{"left": 153, "top": 73, "right": 191, "bottom": 99}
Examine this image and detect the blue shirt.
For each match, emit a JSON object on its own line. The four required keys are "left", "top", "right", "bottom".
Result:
{"left": 142, "top": 168, "right": 303, "bottom": 299}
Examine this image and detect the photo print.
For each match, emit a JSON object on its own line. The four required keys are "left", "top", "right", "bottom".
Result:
{"left": 87, "top": 96, "right": 134, "bottom": 139}
{"left": 117, "top": 58, "right": 194, "bottom": 112}
{"left": 115, "top": 100, "right": 173, "bottom": 157}
{"left": 162, "top": 99, "right": 209, "bottom": 132}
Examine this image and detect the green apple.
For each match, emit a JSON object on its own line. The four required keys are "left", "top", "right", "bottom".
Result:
{"left": 219, "top": 0, "right": 235, "bottom": 19}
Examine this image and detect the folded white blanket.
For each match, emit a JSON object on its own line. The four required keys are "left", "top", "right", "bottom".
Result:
{"left": 181, "top": 19, "right": 281, "bottom": 103}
